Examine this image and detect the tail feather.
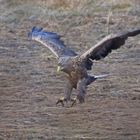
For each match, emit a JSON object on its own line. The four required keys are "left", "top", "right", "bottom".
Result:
{"left": 94, "top": 74, "right": 109, "bottom": 79}
{"left": 86, "top": 74, "right": 109, "bottom": 86}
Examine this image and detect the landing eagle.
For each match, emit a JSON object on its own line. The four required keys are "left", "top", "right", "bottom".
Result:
{"left": 28, "top": 27, "right": 140, "bottom": 106}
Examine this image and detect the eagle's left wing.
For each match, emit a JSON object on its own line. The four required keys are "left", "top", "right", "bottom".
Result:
{"left": 81, "top": 29, "right": 140, "bottom": 61}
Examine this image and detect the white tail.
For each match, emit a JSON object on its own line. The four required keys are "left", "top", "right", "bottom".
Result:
{"left": 94, "top": 74, "right": 109, "bottom": 79}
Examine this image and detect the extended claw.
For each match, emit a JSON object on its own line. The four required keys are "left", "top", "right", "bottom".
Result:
{"left": 70, "top": 97, "right": 77, "bottom": 107}
{"left": 56, "top": 97, "right": 78, "bottom": 107}
{"left": 56, "top": 97, "right": 67, "bottom": 107}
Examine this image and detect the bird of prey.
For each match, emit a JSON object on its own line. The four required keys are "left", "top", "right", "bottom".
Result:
{"left": 28, "top": 27, "right": 140, "bottom": 106}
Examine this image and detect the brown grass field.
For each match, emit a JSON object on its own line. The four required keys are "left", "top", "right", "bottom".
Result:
{"left": 0, "top": 0, "right": 140, "bottom": 139}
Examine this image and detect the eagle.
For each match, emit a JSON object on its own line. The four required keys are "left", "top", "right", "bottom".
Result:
{"left": 28, "top": 27, "right": 140, "bottom": 106}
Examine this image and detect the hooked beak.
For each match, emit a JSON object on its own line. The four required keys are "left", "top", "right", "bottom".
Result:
{"left": 57, "top": 66, "right": 61, "bottom": 73}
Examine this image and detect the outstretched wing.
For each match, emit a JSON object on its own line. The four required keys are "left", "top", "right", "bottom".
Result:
{"left": 28, "top": 27, "right": 77, "bottom": 58}
{"left": 81, "top": 29, "right": 140, "bottom": 62}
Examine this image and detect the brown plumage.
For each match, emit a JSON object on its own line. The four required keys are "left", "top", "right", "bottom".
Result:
{"left": 29, "top": 27, "right": 140, "bottom": 106}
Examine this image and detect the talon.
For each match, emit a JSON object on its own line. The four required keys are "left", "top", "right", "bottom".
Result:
{"left": 71, "top": 97, "right": 77, "bottom": 107}
{"left": 77, "top": 95, "right": 85, "bottom": 104}
{"left": 56, "top": 97, "right": 66, "bottom": 107}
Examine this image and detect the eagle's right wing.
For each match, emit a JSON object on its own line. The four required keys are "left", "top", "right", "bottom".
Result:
{"left": 28, "top": 27, "right": 77, "bottom": 58}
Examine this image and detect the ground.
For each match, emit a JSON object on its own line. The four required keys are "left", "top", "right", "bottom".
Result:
{"left": 0, "top": 0, "right": 140, "bottom": 139}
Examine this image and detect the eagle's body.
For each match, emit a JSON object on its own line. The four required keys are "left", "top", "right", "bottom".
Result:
{"left": 28, "top": 27, "right": 140, "bottom": 106}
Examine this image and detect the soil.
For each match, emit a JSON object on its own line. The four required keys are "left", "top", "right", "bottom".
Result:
{"left": 0, "top": 1, "right": 140, "bottom": 139}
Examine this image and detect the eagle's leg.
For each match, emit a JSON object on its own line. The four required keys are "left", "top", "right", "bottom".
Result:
{"left": 56, "top": 81, "right": 73, "bottom": 106}
{"left": 71, "top": 78, "right": 87, "bottom": 106}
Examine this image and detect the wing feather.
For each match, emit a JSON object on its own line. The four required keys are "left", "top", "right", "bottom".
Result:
{"left": 29, "top": 27, "right": 77, "bottom": 58}
{"left": 81, "top": 29, "right": 140, "bottom": 61}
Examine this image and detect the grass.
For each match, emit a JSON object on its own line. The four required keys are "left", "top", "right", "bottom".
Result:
{"left": 2, "top": 0, "right": 136, "bottom": 20}
{"left": 1, "top": 0, "right": 139, "bottom": 31}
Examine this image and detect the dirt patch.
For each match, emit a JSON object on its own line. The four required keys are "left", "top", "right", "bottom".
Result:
{"left": 0, "top": 0, "right": 140, "bottom": 139}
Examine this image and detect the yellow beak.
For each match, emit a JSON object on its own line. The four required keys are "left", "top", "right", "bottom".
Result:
{"left": 57, "top": 66, "right": 61, "bottom": 73}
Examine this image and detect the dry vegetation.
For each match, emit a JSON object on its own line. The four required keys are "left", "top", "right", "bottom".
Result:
{"left": 0, "top": 0, "right": 140, "bottom": 139}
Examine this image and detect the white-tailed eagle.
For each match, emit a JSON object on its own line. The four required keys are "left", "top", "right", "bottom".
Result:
{"left": 28, "top": 27, "right": 140, "bottom": 106}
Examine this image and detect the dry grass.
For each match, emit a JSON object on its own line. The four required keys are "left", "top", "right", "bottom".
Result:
{"left": 1, "top": 0, "right": 139, "bottom": 26}
{"left": 2, "top": 0, "right": 138, "bottom": 15}
{"left": 1, "top": 0, "right": 139, "bottom": 30}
